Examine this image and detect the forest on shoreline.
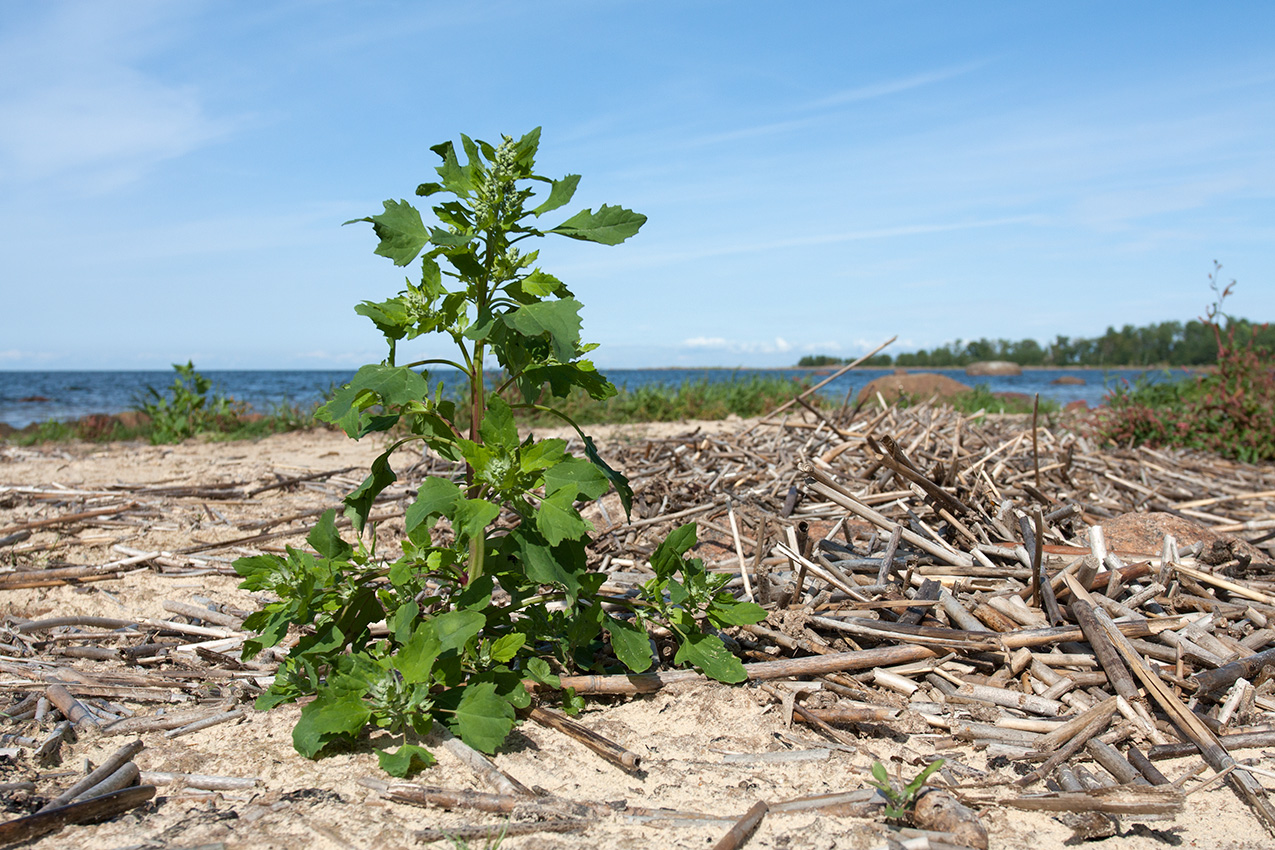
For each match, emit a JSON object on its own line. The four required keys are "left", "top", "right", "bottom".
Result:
{"left": 799, "top": 315, "right": 1275, "bottom": 368}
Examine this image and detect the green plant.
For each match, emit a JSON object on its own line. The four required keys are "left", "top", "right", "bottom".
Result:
{"left": 135, "top": 361, "right": 244, "bottom": 444}
{"left": 868, "top": 759, "right": 945, "bottom": 820}
{"left": 233, "top": 128, "right": 765, "bottom": 776}
{"left": 1096, "top": 264, "right": 1275, "bottom": 462}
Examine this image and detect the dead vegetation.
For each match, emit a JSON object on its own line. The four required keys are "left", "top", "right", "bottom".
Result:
{"left": 4, "top": 388, "right": 1275, "bottom": 849}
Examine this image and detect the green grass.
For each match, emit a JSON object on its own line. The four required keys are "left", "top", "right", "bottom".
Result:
{"left": 517, "top": 373, "right": 812, "bottom": 425}
{"left": 888, "top": 384, "right": 1059, "bottom": 416}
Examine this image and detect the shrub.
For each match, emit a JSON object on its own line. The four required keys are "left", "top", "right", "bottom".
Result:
{"left": 1096, "top": 265, "right": 1275, "bottom": 462}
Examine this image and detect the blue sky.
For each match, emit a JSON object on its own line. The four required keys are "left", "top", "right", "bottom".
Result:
{"left": 2, "top": 1, "right": 1273, "bottom": 370}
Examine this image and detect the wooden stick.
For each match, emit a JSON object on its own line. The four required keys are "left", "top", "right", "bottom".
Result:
{"left": 39, "top": 739, "right": 144, "bottom": 811}
{"left": 0, "top": 785, "right": 155, "bottom": 845}
{"left": 711, "top": 800, "right": 769, "bottom": 850}
{"left": 526, "top": 705, "right": 641, "bottom": 772}
{"left": 742, "top": 336, "right": 896, "bottom": 433}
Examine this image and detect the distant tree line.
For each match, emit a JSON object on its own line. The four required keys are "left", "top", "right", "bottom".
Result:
{"left": 797, "top": 317, "right": 1275, "bottom": 369}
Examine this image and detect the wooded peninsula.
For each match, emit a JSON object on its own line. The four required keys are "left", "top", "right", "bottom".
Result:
{"left": 799, "top": 316, "right": 1275, "bottom": 368}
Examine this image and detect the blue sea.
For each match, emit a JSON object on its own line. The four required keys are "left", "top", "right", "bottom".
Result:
{"left": 0, "top": 367, "right": 1193, "bottom": 429}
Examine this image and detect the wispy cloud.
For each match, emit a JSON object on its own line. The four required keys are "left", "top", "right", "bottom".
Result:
{"left": 0, "top": 2, "right": 234, "bottom": 189}
{"left": 804, "top": 61, "right": 991, "bottom": 110}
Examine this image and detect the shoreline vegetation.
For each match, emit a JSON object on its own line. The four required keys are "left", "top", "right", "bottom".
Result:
{"left": 797, "top": 312, "right": 1273, "bottom": 369}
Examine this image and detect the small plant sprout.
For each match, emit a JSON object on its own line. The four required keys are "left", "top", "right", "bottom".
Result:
{"left": 232, "top": 128, "right": 765, "bottom": 776}
{"left": 868, "top": 759, "right": 946, "bottom": 821}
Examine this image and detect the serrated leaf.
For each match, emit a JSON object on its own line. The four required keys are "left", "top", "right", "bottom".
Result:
{"left": 489, "top": 633, "right": 526, "bottom": 663}
{"left": 293, "top": 692, "right": 372, "bottom": 758}
{"left": 307, "top": 509, "right": 352, "bottom": 561}
{"left": 544, "top": 456, "right": 610, "bottom": 500}
{"left": 605, "top": 614, "right": 653, "bottom": 673}
{"left": 377, "top": 743, "right": 436, "bottom": 777}
{"left": 673, "top": 632, "right": 747, "bottom": 683}
{"left": 317, "top": 364, "right": 430, "bottom": 437}
{"left": 354, "top": 298, "right": 411, "bottom": 341}
{"left": 550, "top": 204, "right": 646, "bottom": 245}
{"left": 404, "top": 477, "right": 461, "bottom": 535}
{"left": 394, "top": 622, "right": 441, "bottom": 682}
{"left": 502, "top": 299, "right": 583, "bottom": 363}
{"left": 514, "top": 532, "right": 586, "bottom": 603}
{"left": 452, "top": 681, "right": 517, "bottom": 754}
{"left": 432, "top": 140, "right": 473, "bottom": 196}
{"left": 479, "top": 396, "right": 518, "bottom": 450}
{"left": 519, "top": 269, "right": 564, "bottom": 297}
{"left": 348, "top": 200, "right": 430, "bottom": 266}
{"left": 451, "top": 498, "right": 500, "bottom": 543}
{"left": 531, "top": 174, "right": 581, "bottom": 216}
{"left": 535, "top": 487, "right": 590, "bottom": 547}
{"left": 525, "top": 657, "right": 560, "bottom": 688}
{"left": 433, "top": 609, "right": 485, "bottom": 654}
{"left": 519, "top": 438, "right": 567, "bottom": 474}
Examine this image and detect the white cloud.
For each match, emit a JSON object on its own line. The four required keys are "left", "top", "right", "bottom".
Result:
{"left": 681, "top": 336, "right": 794, "bottom": 355}
{"left": 0, "top": 2, "right": 232, "bottom": 188}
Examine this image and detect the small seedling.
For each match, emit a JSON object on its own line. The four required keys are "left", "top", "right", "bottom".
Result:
{"left": 867, "top": 758, "right": 945, "bottom": 820}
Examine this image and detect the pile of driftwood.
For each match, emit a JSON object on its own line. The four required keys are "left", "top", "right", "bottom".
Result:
{"left": 4, "top": 376, "right": 1275, "bottom": 847}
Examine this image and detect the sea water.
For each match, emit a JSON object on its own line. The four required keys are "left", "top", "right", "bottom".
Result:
{"left": 0, "top": 367, "right": 1193, "bottom": 429}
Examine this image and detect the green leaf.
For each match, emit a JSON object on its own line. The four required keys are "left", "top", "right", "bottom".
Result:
{"left": 344, "top": 450, "right": 397, "bottom": 534}
{"left": 293, "top": 692, "right": 372, "bottom": 758}
{"left": 604, "top": 614, "right": 653, "bottom": 673}
{"left": 317, "top": 364, "right": 430, "bottom": 437}
{"left": 550, "top": 205, "right": 646, "bottom": 245}
{"left": 502, "top": 299, "right": 583, "bottom": 363}
{"left": 394, "top": 623, "right": 442, "bottom": 683}
{"left": 451, "top": 498, "right": 500, "bottom": 543}
{"left": 519, "top": 438, "right": 567, "bottom": 474}
{"left": 451, "top": 681, "right": 517, "bottom": 754}
{"left": 519, "top": 270, "right": 564, "bottom": 297}
{"left": 514, "top": 533, "right": 586, "bottom": 603}
{"left": 348, "top": 199, "right": 430, "bottom": 266}
{"left": 532, "top": 174, "right": 581, "bottom": 216}
{"left": 706, "top": 598, "right": 767, "bottom": 628}
{"left": 674, "top": 632, "right": 747, "bottom": 683}
{"left": 404, "top": 477, "right": 461, "bottom": 535}
{"left": 377, "top": 743, "right": 436, "bottom": 777}
{"left": 433, "top": 609, "right": 485, "bottom": 655}
{"left": 524, "top": 657, "right": 560, "bottom": 689}
{"left": 544, "top": 456, "right": 610, "bottom": 500}
{"left": 651, "top": 523, "right": 698, "bottom": 580}
{"left": 583, "top": 435, "right": 632, "bottom": 520}
{"left": 431, "top": 140, "right": 473, "bottom": 196}
{"left": 354, "top": 297, "right": 411, "bottom": 341}
{"left": 307, "top": 510, "right": 352, "bottom": 561}
{"left": 479, "top": 396, "right": 518, "bottom": 450}
{"left": 535, "top": 487, "right": 591, "bottom": 547}
{"left": 488, "top": 633, "right": 526, "bottom": 664}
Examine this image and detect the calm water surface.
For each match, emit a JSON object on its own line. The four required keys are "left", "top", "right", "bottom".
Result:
{"left": 0, "top": 367, "right": 1194, "bottom": 429}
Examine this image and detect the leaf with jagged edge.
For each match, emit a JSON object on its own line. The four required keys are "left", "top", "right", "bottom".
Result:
{"left": 673, "top": 631, "right": 748, "bottom": 683}
{"left": 451, "top": 681, "right": 517, "bottom": 754}
{"left": 346, "top": 200, "right": 429, "bottom": 266}
{"left": 293, "top": 691, "right": 372, "bottom": 758}
{"left": 583, "top": 434, "right": 632, "bottom": 520}
{"left": 532, "top": 174, "right": 581, "bottom": 216}
{"left": 550, "top": 204, "right": 646, "bottom": 245}
{"left": 377, "top": 744, "right": 436, "bottom": 777}
{"left": 502, "top": 299, "right": 583, "bottom": 363}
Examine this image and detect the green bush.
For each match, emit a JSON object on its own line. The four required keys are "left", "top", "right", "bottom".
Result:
{"left": 1096, "top": 267, "right": 1275, "bottom": 462}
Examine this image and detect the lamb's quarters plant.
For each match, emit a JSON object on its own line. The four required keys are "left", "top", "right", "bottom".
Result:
{"left": 233, "top": 128, "right": 765, "bottom": 776}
